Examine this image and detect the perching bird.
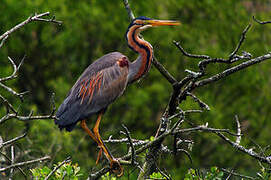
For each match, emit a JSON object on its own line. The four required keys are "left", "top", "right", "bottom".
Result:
{"left": 55, "top": 16, "right": 180, "bottom": 176}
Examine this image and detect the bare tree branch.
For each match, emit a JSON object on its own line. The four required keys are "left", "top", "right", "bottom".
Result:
{"left": 235, "top": 115, "right": 241, "bottom": 145}
{"left": 0, "top": 11, "right": 61, "bottom": 180}
{"left": 253, "top": 16, "right": 271, "bottom": 25}
{"left": 121, "top": 125, "right": 136, "bottom": 165}
{"left": 0, "top": 151, "right": 27, "bottom": 179}
{"left": 152, "top": 57, "right": 177, "bottom": 84}
{"left": 221, "top": 168, "right": 256, "bottom": 180}
{"left": 0, "top": 156, "right": 51, "bottom": 172}
{"left": 123, "top": 0, "right": 135, "bottom": 20}
{"left": 0, "top": 12, "right": 62, "bottom": 48}
{"left": 0, "top": 111, "right": 57, "bottom": 124}
{"left": 8, "top": 146, "right": 15, "bottom": 180}
{"left": 0, "top": 56, "right": 25, "bottom": 82}
{"left": 173, "top": 40, "right": 210, "bottom": 59}
{"left": 1, "top": 124, "right": 29, "bottom": 148}
{"left": 229, "top": 24, "right": 251, "bottom": 59}
{"left": 0, "top": 34, "right": 9, "bottom": 48}
{"left": 0, "top": 82, "right": 26, "bottom": 100}
{"left": 186, "top": 92, "right": 210, "bottom": 110}
{"left": 104, "top": 137, "right": 148, "bottom": 146}
{"left": 0, "top": 94, "right": 17, "bottom": 114}
{"left": 173, "top": 125, "right": 240, "bottom": 137}
{"left": 194, "top": 53, "right": 271, "bottom": 88}
{"left": 216, "top": 132, "right": 271, "bottom": 165}
{"left": 88, "top": 167, "right": 110, "bottom": 180}
{"left": 44, "top": 156, "right": 71, "bottom": 180}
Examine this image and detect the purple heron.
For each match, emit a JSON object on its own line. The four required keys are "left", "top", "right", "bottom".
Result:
{"left": 55, "top": 16, "right": 180, "bottom": 176}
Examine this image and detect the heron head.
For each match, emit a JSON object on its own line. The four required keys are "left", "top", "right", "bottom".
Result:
{"left": 130, "top": 16, "right": 180, "bottom": 31}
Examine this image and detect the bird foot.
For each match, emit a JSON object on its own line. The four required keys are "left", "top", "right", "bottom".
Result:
{"left": 110, "top": 159, "right": 123, "bottom": 177}
{"left": 95, "top": 148, "right": 123, "bottom": 177}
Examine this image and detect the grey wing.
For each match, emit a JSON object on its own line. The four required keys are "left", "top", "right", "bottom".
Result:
{"left": 55, "top": 52, "right": 129, "bottom": 131}
{"left": 78, "top": 62, "right": 129, "bottom": 115}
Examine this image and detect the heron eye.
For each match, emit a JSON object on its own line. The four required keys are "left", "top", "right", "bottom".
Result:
{"left": 142, "top": 20, "right": 148, "bottom": 25}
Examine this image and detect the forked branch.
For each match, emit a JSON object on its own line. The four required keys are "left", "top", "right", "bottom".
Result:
{"left": 0, "top": 12, "right": 62, "bottom": 48}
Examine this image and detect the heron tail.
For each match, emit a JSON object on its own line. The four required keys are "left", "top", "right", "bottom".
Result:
{"left": 55, "top": 99, "right": 81, "bottom": 132}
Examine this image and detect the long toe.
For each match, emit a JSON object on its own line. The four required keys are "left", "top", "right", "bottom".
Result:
{"left": 96, "top": 148, "right": 103, "bottom": 165}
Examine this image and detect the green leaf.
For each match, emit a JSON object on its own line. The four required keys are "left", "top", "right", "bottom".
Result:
{"left": 66, "top": 165, "right": 73, "bottom": 176}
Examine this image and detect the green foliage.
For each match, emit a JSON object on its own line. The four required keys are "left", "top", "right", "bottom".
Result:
{"left": 150, "top": 172, "right": 169, "bottom": 179}
{"left": 149, "top": 136, "right": 155, "bottom": 141}
{"left": 184, "top": 167, "right": 223, "bottom": 180}
{"left": 257, "top": 166, "right": 271, "bottom": 180}
{"left": 101, "top": 172, "right": 117, "bottom": 180}
{"left": 30, "top": 161, "right": 82, "bottom": 180}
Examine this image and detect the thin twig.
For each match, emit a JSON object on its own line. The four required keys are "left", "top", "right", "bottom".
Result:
{"left": 179, "top": 149, "right": 193, "bottom": 164}
{"left": 235, "top": 115, "right": 241, "bottom": 145}
{"left": 0, "top": 34, "right": 9, "bottom": 48}
{"left": 171, "top": 118, "right": 184, "bottom": 132}
{"left": 0, "top": 56, "right": 25, "bottom": 82}
{"left": 186, "top": 92, "right": 210, "bottom": 110}
{"left": 50, "top": 93, "right": 56, "bottom": 116}
{"left": 104, "top": 137, "right": 148, "bottom": 146}
{"left": 183, "top": 110, "right": 203, "bottom": 114}
{"left": 225, "top": 169, "right": 234, "bottom": 180}
{"left": 176, "top": 139, "right": 194, "bottom": 146}
{"left": 253, "top": 16, "right": 271, "bottom": 25}
{"left": 216, "top": 132, "right": 271, "bottom": 165}
{"left": 0, "top": 112, "right": 57, "bottom": 124}
{"left": 1, "top": 126, "right": 28, "bottom": 148}
{"left": 155, "top": 162, "right": 171, "bottom": 180}
{"left": 88, "top": 167, "right": 110, "bottom": 180}
{"left": 152, "top": 57, "right": 177, "bottom": 84}
{"left": 123, "top": 0, "right": 135, "bottom": 20}
{"left": 0, "top": 136, "right": 2, "bottom": 147}
{"left": 61, "top": 171, "right": 67, "bottom": 180}
{"left": 44, "top": 156, "right": 71, "bottom": 180}
{"left": 0, "top": 82, "right": 25, "bottom": 100}
{"left": 0, "top": 12, "right": 61, "bottom": 48}
{"left": 122, "top": 124, "right": 136, "bottom": 165}
{"left": 0, "top": 156, "right": 51, "bottom": 172}
{"left": 0, "top": 94, "right": 17, "bottom": 114}
{"left": 173, "top": 125, "right": 240, "bottom": 137}
{"left": 9, "top": 146, "right": 15, "bottom": 180}
{"left": 194, "top": 53, "right": 271, "bottom": 88}
{"left": 173, "top": 40, "right": 210, "bottom": 59}
{"left": 229, "top": 24, "right": 251, "bottom": 59}
{"left": 0, "top": 151, "right": 27, "bottom": 179}
{"left": 221, "top": 168, "right": 256, "bottom": 179}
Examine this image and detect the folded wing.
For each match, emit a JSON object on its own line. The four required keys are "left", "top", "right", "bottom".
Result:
{"left": 55, "top": 52, "right": 129, "bottom": 131}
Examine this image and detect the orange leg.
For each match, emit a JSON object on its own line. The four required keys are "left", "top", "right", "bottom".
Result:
{"left": 93, "top": 112, "right": 123, "bottom": 177}
{"left": 81, "top": 120, "right": 103, "bottom": 163}
{"left": 81, "top": 119, "right": 98, "bottom": 143}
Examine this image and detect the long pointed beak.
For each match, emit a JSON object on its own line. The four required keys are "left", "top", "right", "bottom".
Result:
{"left": 146, "top": 19, "right": 180, "bottom": 26}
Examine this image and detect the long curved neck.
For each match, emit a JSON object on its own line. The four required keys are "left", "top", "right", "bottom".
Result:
{"left": 126, "top": 24, "right": 153, "bottom": 83}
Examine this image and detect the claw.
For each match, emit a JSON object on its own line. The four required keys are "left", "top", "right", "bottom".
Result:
{"left": 110, "top": 159, "right": 123, "bottom": 177}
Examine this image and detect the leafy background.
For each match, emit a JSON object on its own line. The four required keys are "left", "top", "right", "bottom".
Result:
{"left": 1, "top": 0, "right": 271, "bottom": 179}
